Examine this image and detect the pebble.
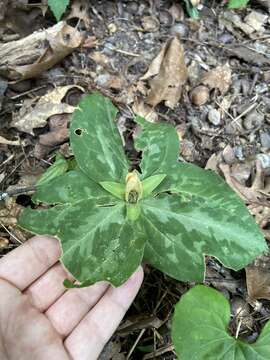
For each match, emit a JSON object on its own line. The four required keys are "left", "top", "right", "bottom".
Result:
{"left": 243, "top": 110, "right": 264, "bottom": 130}
{"left": 159, "top": 10, "right": 173, "bottom": 26}
{"left": 218, "top": 33, "right": 234, "bottom": 44}
{"left": 208, "top": 108, "right": 221, "bottom": 126}
{"left": 234, "top": 146, "right": 244, "bottom": 161}
{"left": 257, "top": 154, "right": 270, "bottom": 169}
{"left": 260, "top": 131, "right": 270, "bottom": 149}
{"left": 190, "top": 85, "right": 209, "bottom": 106}
{"left": 170, "top": 23, "right": 189, "bottom": 37}
{"left": 222, "top": 145, "right": 236, "bottom": 165}
{"left": 125, "top": 1, "right": 138, "bottom": 14}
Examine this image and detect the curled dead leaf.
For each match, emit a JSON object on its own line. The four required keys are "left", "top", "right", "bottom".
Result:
{"left": 132, "top": 99, "right": 158, "bottom": 123}
{"left": 246, "top": 254, "right": 270, "bottom": 300}
{"left": 141, "top": 37, "right": 187, "bottom": 108}
{"left": 11, "top": 85, "right": 84, "bottom": 135}
{"left": 0, "top": 22, "right": 83, "bottom": 81}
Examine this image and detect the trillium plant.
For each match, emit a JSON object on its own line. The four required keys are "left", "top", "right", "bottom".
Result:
{"left": 19, "top": 93, "right": 267, "bottom": 289}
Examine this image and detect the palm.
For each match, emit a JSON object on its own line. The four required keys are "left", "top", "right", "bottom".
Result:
{"left": 0, "top": 236, "right": 143, "bottom": 360}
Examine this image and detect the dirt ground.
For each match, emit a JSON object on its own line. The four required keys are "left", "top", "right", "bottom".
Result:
{"left": 0, "top": 0, "right": 270, "bottom": 359}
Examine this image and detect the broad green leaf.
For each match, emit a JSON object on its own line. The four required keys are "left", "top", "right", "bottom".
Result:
{"left": 228, "top": 0, "right": 249, "bottom": 9}
{"left": 36, "top": 154, "right": 68, "bottom": 187}
{"left": 141, "top": 193, "right": 267, "bottom": 282}
{"left": 134, "top": 116, "right": 179, "bottom": 179}
{"left": 172, "top": 285, "right": 270, "bottom": 359}
{"left": 183, "top": 0, "right": 200, "bottom": 18}
{"left": 141, "top": 174, "right": 166, "bottom": 198}
{"left": 19, "top": 201, "right": 145, "bottom": 287}
{"left": 19, "top": 93, "right": 267, "bottom": 289}
{"left": 33, "top": 170, "right": 114, "bottom": 205}
{"left": 48, "top": 0, "right": 69, "bottom": 21}
{"left": 70, "top": 93, "right": 129, "bottom": 183}
{"left": 99, "top": 181, "right": 125, "bottom": 200}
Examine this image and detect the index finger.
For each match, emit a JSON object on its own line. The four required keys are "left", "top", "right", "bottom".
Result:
{"left": 0, "top": 235, "right": 61, "bottom": 290}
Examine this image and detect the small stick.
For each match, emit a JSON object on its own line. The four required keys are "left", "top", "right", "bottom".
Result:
{"left": 0, "top": 186, "right": 36, "bottom": 201}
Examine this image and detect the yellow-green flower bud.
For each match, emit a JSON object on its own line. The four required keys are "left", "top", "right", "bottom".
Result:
{"left": 125, "top": 171, "right": 142, "bottom": 204}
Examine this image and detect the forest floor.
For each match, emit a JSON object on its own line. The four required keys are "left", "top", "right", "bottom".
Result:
{"left": 0, "top": 0, "right": 270, "bottom": 359}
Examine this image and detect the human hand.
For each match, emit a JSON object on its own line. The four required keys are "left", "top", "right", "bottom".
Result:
{"left": 0, "top": 236, "right": 143, "bottom": 360}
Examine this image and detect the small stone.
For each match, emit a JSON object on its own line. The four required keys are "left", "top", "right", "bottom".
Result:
{"left": 263, "top": 70, "right": 270, "bottom": 83}
{"left": 218, "top": 33, "right": 234, "bottom": 44}
{"left": 234, "top": 146, "right": 244, "bottom": 161}
{"left": 208, "top": 108, "right": 221, "bottom": 126}
{"left": 141, "top": 16, "right": 160, "bottom": 32}
{"left": 190, "top": 85, "right": 209, "bottom": 106}
{"left": 159, "top": 11, "right": 173, "bottom": 26}
{"left": 125, "top": 1, "right": 138, "bottom": 14}
{"left": 222, "top": 145, "right": 236, "bottom": 165}
{"left": 257, "top": 154, "right": 270, "bottom": 169}
{"left": 260, "top": 132, "right": 270, "bottom": 149}
{"left": 243, "top": 110, "right": 264, "bottom": 130}
{"left": 170, "top": 23, "right": 189, "bottom": 37}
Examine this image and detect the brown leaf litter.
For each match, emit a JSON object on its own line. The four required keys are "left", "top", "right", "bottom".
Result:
{"left": 201, "top": 64, "right": 232, "bottom": 95}
{"left": 11, "top": 85, "right": 84, "bottom": 135}
{"left": 34, "top": 113, "right": 70, "bottom": 159}
{"left": 141, "top": 36, "right": 187, "bottom": 109}
{"left": 0, "top": 21, "right": 83, "bottom": 81}
{"left": 246, "top": 254, "right": 270, "bottom": 300}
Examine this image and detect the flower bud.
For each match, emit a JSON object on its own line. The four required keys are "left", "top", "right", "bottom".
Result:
{"left": 125, "top": 171, "right": 142, "bottom": 203}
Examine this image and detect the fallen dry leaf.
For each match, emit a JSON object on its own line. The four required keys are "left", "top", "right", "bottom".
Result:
{"left": 202, "top": 64, "right": 232, "bottom": 94}
{"left": 0, "top": 22, "right": 83, "bottom": 81}
{"left": 34, "top": 113, "right": 70, "bottom": 159}
{"left": 219, "top": 160, "right": 265, "bottom": 204}
{"left": 141, "top": 36, "right": 187, "bottom": 108}
{"left": 66, "top": 0, "right": 91, "bottom": 28}
{"left": 132, "top": 99, "right": 158, "bottom": 123}
{"left": 11, "top": 85, "right": 84, "bottom": 135}
{"left": 244, "top": 11, "right": 268, "bottom": 33}
{"left": 246, "top": 254, "right": 270, "bottom": 300}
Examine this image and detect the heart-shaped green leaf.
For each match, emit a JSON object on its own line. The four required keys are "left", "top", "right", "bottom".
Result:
{"left": 70, "top": 93, "right": 129, "bottom": 183}
{"left": 228, "top": 0, "right": 249, "bottom": 9}
{"left": 19, "top": 93, "right": 267, "bottom": 288}
{"left": 172, "top": 285, "right": 270, "bottom": 359}
{"left": 48, "top": 0, "right": 69, "bottom": 21}
{"left": 134, "top": 116, "right": 179, "bottom": 179}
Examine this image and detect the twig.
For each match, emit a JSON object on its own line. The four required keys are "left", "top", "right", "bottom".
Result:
{"left": 0, "top": 221, "right": 23, "bottom": 244}
{"left": 0, "top": 186, "right": 36, "bottom": 201}
{"left": 127, "top": 329, "right": 146, "bottom": 359}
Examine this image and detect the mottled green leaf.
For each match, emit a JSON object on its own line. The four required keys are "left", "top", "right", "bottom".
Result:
{"left": 48, "top": 0, "right": 69, "bottom": 21}
{"left": 33, "top": 170, "right": 114, "bottom": 205}
{"left": 36, "top": 154, "right": 68, "bottom": 187}
{"left": 70, "top": 93, "right": 129, "bottom": 183}
{"left": 20, "top": 201, "right": 145, "bottom": 287}
{"left": 141, "top": 193, "right": 266, "bottom": 282}
{"left": 183, "top": 0, "right": 200, "bottom": 18}
{"left": 228, "top": 0, "right": 249, "bottom": 9}
{"left": 19, "top": 93, "right": 267, "bottom": 289}
{"left": 172, "top": 285, "right": 270, "bottom": 359}
{"left": 134, "top": 116, "right": 179, "bottom": 179}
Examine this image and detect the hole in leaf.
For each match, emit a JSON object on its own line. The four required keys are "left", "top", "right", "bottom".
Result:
{"left": 16, "top": 195, "right": 34, "bottom": 207}
{"left": 75, "top": 128, "right": 83, "bottom": 136}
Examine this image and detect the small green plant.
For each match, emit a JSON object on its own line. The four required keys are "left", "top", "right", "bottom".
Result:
{"left": 48, "top": 0, "right": 69, "bottom": 21}
{"left": 172, "top": 285, "right": 270, "bottom": 359}
{"left": 19, "top": 93, "right": 267, "bottom": 288}
{"left": 228, "top": 0, "right": 249, "bottom": 9}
